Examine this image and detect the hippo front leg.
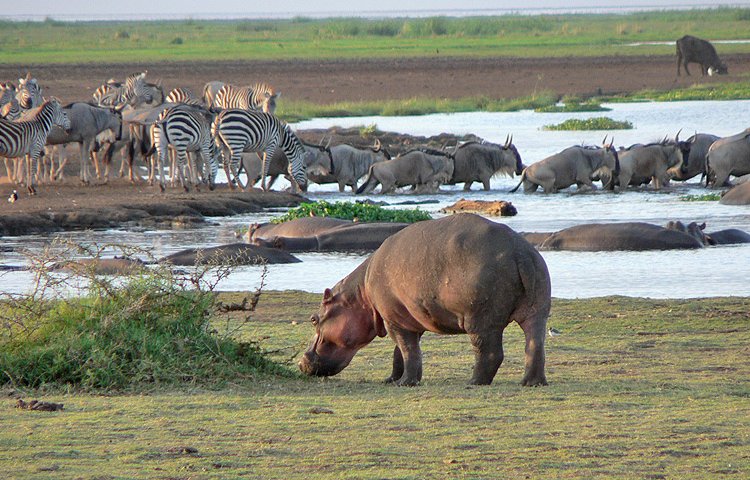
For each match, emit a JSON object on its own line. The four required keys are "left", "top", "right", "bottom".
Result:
{"left": 386, "top": 329, "right": 423, "bottom": 386}
{"left": 468, "top": 331, "right": 504, "bottom": 385}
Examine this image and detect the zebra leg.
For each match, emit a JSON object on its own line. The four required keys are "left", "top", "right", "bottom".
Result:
{"left": 3, "top": 158, "right": 13, "bottom": 183}
{"left": 176, "top": 150, "right": 190, "bottom": 192}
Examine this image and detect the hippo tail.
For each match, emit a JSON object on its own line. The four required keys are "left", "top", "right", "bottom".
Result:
{"left": 515, "top": 250, "right": 551, "bottom": 320}
{"left": 355, "top": 166, "right": 377, "bottom": 194}
{"left": 509, "top": 169, "right": 526, "bottom": 193}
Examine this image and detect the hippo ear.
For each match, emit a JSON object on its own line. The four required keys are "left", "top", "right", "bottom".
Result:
{"left": 322, "top": 288, "right": 334, "bottom": 304}
{"left": 699, "top": 222, "right": 706, "bottom": 230}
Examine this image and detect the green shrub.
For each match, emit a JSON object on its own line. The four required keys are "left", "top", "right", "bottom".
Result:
{"left": 0, "top": 243, "right": 291, "bottom": 391}
{"left": 543, "top": 117, "right": 633, "bottom": 130}
{"left": 272, "top": 201, "right": 432, "bottom": 224}
{"left": 680, "top": 193, "right": 722, "bottom": 201}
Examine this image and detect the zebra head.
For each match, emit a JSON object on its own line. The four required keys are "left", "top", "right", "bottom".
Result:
{"left": 17, "top": 74, "right": 43, "bottom": 110}
{"left": 282, "top": 124, "right": 308, "bottom": 191}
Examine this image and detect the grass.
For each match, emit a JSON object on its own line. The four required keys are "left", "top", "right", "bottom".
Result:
{"left": 1, "top": 293, "right": 748, "bottom": 478}
{"left": 680, "top": 193, "right": 722, "bottom": 201}
{"left": 543, "top": 117, "right": 634, "bottom": 130}
{"left": 3, "top": 9, "right": 750, "bottom": 64}
{"left": 271, "top": 200, "right": 432, "bottom": 223}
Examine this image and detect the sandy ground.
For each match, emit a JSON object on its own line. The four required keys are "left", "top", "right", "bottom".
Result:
{"left": 1, "top": 53, "right": 749, "bottom": 231}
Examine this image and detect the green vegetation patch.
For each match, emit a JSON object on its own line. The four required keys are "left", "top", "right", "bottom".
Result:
{"left": 272, "top": 200, "right": 432, "bottom": 224}
{"left": 543, "top": 117, "right": 634, "bottom": 131}
{"left": 535, "top": 96, "right": 611, "bottom": 113}
{"left": 604, "top": 81, "right": 750, "bottom": 103}
{"left": 680, "top": 193, "right": 722, "bottom": 201}
{"left": 0, "top": 249, "right": 291, "bottom": 391}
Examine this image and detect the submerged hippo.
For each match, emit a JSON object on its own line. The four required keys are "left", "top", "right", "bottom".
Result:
{"left": 299, "top": 213, "right": 551, "bottom": 387}
{"left": 255, "top": 222, "right": 410, "bottom": 252}
{"left": 539, "top": 222, "right": 705, "bottom": 251}
{"left": 160, "top": 243, "right": 300, "bottom": 266}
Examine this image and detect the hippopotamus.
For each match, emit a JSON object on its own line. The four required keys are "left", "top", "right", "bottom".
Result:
{"left": 255, "top": 221, "right": 410, "bottom": 252}
{"left": 719, "top": 181, "right": 750, "bottom": 205}
{"left": 160, "top": 243, "right": 300, "bottom": 266}
{"left": 299, "top": 213, "right": 551, "bottom": 387}
{"left": 50, "top": 257, "right": 147, "bottom": 275}
{"left": 539, "top": 222, "right": 705, "bottom": 251}
{"left": 707, "top": 228, "right": 750, "bottom": 245}
{"left": 245, "top": 217, "right": 353, "bottom": 243}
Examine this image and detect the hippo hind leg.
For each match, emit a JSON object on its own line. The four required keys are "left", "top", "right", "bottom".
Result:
{"left": 386, "top": 328, "right": 423, "bottom": 386}
{"left": 514, "top": 304, "right": 550, "bottom": 387}
{"left": 468, "top": 330, "right": 505, "bottom": 385}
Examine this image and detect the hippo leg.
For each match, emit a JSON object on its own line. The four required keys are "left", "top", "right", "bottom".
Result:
{"left": 384, "top": 345, "right": 404, "bottom": 384}
{"left": 468, "top": 331, "right": 504, "bottom": 385}
{"left": 517, "top": 314, "right": 548, "bottom": 387}
{"left": 387, "top": 328, "right": 423, "bottom": 386}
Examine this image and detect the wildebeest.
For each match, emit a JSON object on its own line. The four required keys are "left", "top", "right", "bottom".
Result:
{"left": 615, "top": 136, "right": 690, "bottom": 190}
{"left": 669, "top": 133, "right": 720, "bottom": 182}
{"left": 705, "top": 128, "right": 750, "bottom": 187}
{"left": 510, "top": 138, "right": 620, "bottom": 193}
{"left": 44, "top": 102, "right": 124, "bottom": 184}
{"left": 241, "top": 142, "right": 331, "bottom": 192}
{"left": 306, "top": 140, "right": 392, "bottom": 192}
{"left": 356, "top": 148, "right": 455, "bottom": 194}
{"left": 447, "top": 136, "right": 524, "bottom": 191}
{"left": 676, "top": 35, "right": 728, "bottom": 76}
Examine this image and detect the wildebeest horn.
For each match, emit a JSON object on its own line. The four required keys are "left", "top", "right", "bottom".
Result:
{"left": 326, "top": 136, "right": 332, "bottom": 149}
{"left": 675, "top": 128, "right": 682, "bottom": 142}
{"left": 373, "top": 138, "right": 381, "bottom": 151}
{"left": 319, "top": 136, "right": 326, "bottom": 147}
{"left": 504, "top": 134, "right": 510, "bottom": 148}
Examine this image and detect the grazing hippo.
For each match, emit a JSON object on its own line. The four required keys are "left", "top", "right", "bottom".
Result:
{"left": 255, "top": 222, "right": 410, "bottom": 252}
{"left": 539, "top": 222, "right": 704, "bottom": 251}
{"left": 719, "top": 181, "right": 750, "bottom": 205}
{"left": 160, "top": 243, "right": 300, "bottom": 266}
{"left": 299, "top": 214, "right": 551, "bottom": 387}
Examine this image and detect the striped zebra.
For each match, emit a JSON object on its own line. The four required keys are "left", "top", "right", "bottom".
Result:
{"left": 0, "top": 83, "right": 20, "bottom": 121}
{"left": 165, "top": 87, "right": 203, "bottom": 106}
{"left": 214, "top": 83, "right": 279, "bottom": 114}
{"left": 0, "top": 99, "right": 70, "bottom": 194}
{"left": 149, "top": 104, "right": 219, "bottom": 191}
{"left": 16, "top": 74, "right": 43, "bottom": 109}
{"left": 93, "top": 71, "right": 156, "bottom": 107}
{"left": 212, "top": 109, "right": 307, "bottom": 191}
{"left": 202, "top": 81, "right": 225, "bottom": 110}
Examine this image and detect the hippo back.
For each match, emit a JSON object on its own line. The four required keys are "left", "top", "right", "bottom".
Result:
{"left": 540, "top": 222, "right": 704, "bottom": 251}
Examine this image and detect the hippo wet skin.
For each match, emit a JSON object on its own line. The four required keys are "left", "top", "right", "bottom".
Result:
{"left": 299, "top": 213, "right": 551, "bottom": 387}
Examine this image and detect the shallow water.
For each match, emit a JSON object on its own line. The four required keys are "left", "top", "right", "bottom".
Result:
{"left": 1, "top": 100, "right": 749, "bottom": 299}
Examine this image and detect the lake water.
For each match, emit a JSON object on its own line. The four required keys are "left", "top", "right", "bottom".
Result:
{"left": 1, "top": 100, "right": 748, "bottom": 299}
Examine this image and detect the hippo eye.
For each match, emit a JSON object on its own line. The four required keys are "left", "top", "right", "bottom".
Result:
{"left": 310, "top": 314, "right": 320, "bottom": 326}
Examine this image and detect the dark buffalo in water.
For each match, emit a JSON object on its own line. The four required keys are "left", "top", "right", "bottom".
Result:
{"left": 299, "top": 214, "right": 551, "bottom": 387}
{"left": 676, "top": 35, "right": 728, "bottom": 76}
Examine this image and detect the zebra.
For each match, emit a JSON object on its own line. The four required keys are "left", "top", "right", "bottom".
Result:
{"left": 148, "top": 104, "right": 219, "bottom": 191}
{"left": 93, "top": 71, "right": 157, "bottom": 108}
{"left": 0, "top": 84, "right": 20, "bottom": 121}
{"left": 214, "top": 83, "right": 279, "bottom": 114}
{"left": 202, "top": 81, "right": 225, "bottom": 110}
{"left": 212, "top": 109, "right": 307, "bottom": 191}
{"left": 165, "top": 87, "right": 203, "bottom": 106}
{"left": 0, "top": 98, "right": 70, "bottom": 194}
{"left": 16, "top": 74, "right": 43, "bottom": 110}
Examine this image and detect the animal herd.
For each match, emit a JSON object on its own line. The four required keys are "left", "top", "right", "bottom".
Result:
{"left": 0, "top": 32, "right": 746, "bottom": 198}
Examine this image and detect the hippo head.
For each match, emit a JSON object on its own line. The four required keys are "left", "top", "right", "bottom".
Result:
{"left": 299, "top": 287, "right": 386, "bottom": 377}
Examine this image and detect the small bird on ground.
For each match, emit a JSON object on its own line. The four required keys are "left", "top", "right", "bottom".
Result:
{"left": 548, "top": 327, "right": 562, "bottom": 337}
{"left": 7, "top": 190, "right": 18, "bottom": 203}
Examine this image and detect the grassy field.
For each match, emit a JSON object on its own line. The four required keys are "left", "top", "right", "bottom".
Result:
{"left": 3, "top": 9, "right": 750, "bottom": 64}
{"left": 2, "top": 292, "right": 748, "bottom": 479}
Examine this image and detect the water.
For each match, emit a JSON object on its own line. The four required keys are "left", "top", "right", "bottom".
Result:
{"left": 1, "top": 100, "right": 749, "bottom": 299}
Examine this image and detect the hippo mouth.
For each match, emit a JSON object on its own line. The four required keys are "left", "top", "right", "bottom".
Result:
{"left": 299, "top": 350, "right": 347, "bottom": 377}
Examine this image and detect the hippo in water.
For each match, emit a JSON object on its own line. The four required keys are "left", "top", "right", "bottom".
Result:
{"left": 299, "top": 213, "right": 551, "bottom": 387}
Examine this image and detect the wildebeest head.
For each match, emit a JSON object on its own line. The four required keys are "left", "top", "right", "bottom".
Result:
{"left": 602, "top": 136, "right": 620, "bottom": 189}
{"left": 503, "top": 135, "right": 524, "bottom": 175}
{"left": 708, "top": 63, "right": 728, "bottom": 76}
{"left": 299, "top": 286, "right": 385, "bottom": 377}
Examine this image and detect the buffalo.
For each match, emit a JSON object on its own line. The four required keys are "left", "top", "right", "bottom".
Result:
{"left": 676, "top": 35, "right": 727, "bottom": 76}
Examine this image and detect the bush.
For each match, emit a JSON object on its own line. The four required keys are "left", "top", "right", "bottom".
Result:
{"left": 543, "top": 117, "right": 633, "bottom": 130}
{"left": 272, "top": 201, "right": 432, "bottom": 224}
{"left": 170, "top": 37, "right": 184, "bottom": 45}
{"left": 0, "top": 242, "right": 290, "bottom": 391}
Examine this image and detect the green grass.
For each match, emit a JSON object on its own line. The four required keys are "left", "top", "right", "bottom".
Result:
{"left": 1, "top": 293, "right": 748, "bottom": 478}
{"left": 3, "top": 9, "right": 750, "bottom": 64}
{"left": 680, "top": 193, "right": 722, "bottom": 201}
{"left": 543, "top": 117, "right": 634, "bottom": 130}
{"left": 271, "top": 200, "right": 432, "bottom": 224}
{"left": 535, "top": 95, "right": 611, "bottom": 113}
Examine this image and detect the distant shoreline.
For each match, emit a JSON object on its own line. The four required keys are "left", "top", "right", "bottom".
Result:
{"left": 0, "top": 3, "right": 740, "bottom": 22}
